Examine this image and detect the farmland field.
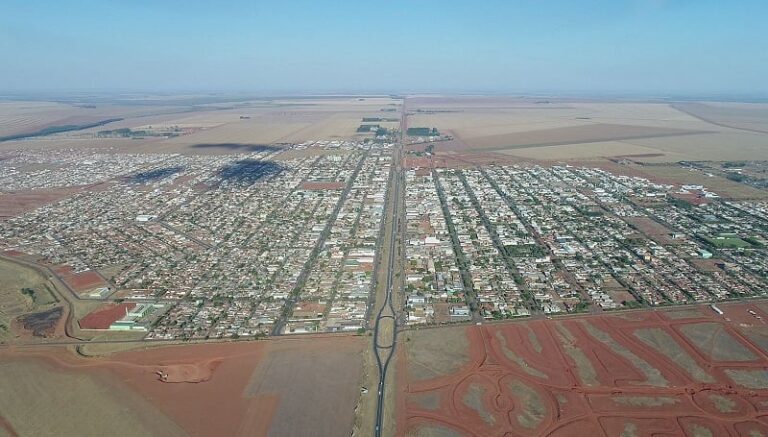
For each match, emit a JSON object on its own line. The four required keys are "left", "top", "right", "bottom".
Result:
{"left": 405, "top": 98, "right": 768, "bottom": 162}
{"left": 0, "top": 335, "right": 365, "bottom": 436}
{"left": 0, "top": 96, "right": 401, "bottom": 154}
{"left": 0, "top": 359, "right": 186, "bottom": 436}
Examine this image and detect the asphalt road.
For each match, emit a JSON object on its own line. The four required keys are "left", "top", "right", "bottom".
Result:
{"left": 372, "top": 109, "right": 406, "bottom": 437}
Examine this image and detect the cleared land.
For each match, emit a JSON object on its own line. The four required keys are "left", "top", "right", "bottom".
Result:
{"left": 397, "top": 302, "right": 768, "bottom": 436}
{"left": 0, "top": 335, "right": 365, "bottom": 436}
{"left": 0, "top": 187, "right": 92, "bottom": 220}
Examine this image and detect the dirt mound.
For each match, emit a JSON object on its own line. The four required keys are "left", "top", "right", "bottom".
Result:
{"left": 157, "top": 359, "right": 222, "bottom": 383}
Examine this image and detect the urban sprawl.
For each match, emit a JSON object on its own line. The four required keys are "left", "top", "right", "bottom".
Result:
{"left": 2, "top": 142, "right": 768, "bottom": 340}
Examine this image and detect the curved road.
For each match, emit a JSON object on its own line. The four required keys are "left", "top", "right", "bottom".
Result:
{"left": 372, "top": 154, "right": 401, "bottom": 436}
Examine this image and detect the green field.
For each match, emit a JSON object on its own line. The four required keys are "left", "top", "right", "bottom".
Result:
{"left": 407, "top": 127, "right": 439, "bottom": 136}
{"left": 705, "top": 237, "right": 752, "bottom": 249}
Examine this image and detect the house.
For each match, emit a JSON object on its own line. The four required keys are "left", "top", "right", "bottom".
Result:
{"left": 449, "top": 304, "right": 471, "bottom": 318}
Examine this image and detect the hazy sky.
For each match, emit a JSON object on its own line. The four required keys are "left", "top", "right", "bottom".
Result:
{"left": 1, "top": 0, "right": 767, "bottom": 95}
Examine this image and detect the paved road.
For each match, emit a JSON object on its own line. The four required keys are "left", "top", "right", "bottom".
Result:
{"left": 271, "top": 150, "right": 370, "bottom": 335}
{"left": 372, "top": 105, "right": 406, "bottom": 436}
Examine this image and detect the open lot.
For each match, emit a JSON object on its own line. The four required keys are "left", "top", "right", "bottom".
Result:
{"left": 397, "top": 302, "right": 768, "bottom": 436}
{"left": 0, "top": 335, "right": 365, "bottom": 436}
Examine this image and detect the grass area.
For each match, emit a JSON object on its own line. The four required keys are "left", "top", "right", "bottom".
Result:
{"left": 725, "top": 369, "right": 768, "bottom": 389}
{"left": 705, "top": 236, "right": 752, "bottom": 249}
{"left": 633, "top": 327, "right": 714, "bottom": 383}
{"left": 405, "top": 325, "right": 470, "bottom": 380}
{"left": 505, "top": 244, "right": 547, "bottom": 258}
{"left": 362, "top": 117, "right": 398, "bottom": 122}
{"left": 77, "top": 331, "right": 153, "bottom": 356}
{"left": 508, "top": 380, "right": 548, "bottom": 429}
{"left": 680, "top": 322, "right": 757, "bottom": 362}
{"left": 553, "top": 322, "right": 598, "bottom": 386}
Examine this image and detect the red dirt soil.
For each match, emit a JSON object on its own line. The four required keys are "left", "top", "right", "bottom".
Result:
{"left": 0, "top": 414, "right": 19, "bottom": 437}
{"left": 53, "top": 266, "right": 107, "bottom": 292}
{"left": 78, "top": 303, "right": 136, "bottom": 329}
{"left": 158, "top": 359, "right": 222, "bottom": 383}
{"left": 300, "top": 181, "right": 345, "bottom": 190}
{"left": 0, "top": 181, "right": 110, "bottom": 220}
{"left": 398, "top": 302, "right": 768, "bottom": 436}
{"left": 0, "top": 188, "right": 81, "bottom": 220}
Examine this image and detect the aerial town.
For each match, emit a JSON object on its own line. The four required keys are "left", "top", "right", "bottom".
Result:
{"left": 4, "top": 1, "right": 768, "bottom": 435}
{"left": 0, "top": 141, "right": 394, "bottom": 339}
{"left": 403, "top": 163, "right": 768, "bottom": 325}
{"left": 3, "top": 94, "right": 768, "bottom": 436}
{"left": 2, "top": 140, "right": 768, "bottom": 342}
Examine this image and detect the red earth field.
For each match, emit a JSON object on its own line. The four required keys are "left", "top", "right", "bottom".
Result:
{"left": 0, "top": 188, "right": 84, "bottom": 220}
{"left": 299, "top": 181, "right": 346, "bottom": 190}
{"left": 398, "top": 302, "right": 768, "bottom": 436}
{"left": 53, "top": 266, "right": 108, "bottom": 292}
{"left": 78, "top": 303, "right": 136, "bottom": 329}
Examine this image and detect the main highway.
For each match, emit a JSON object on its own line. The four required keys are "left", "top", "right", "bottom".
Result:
{"left": 372, "top": 100, "right": 406, "bottom": 436}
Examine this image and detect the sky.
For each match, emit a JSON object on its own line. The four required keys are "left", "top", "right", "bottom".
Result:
{"left": 1, "top": 0, "right": 767, "bottom": 96}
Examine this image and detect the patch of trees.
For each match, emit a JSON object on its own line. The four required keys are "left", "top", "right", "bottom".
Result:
{"left": 406, "top": 127, "right": 440, "bottom": 136}
{"left": 20, "top": 287, "right": 36, "bottom": 301}
{"left": 0, "top": 118, "right": 123, "bottom": 142}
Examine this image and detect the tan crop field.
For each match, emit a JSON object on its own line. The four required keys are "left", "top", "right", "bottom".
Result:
{"left": 4, "top": 96, "right": 766, "bottom": 162}
{"left": 0, "top": 359, "right": 186, "bottom": 436}
{"left": 0, "top": 100, "right": 182, "bottom": 139}
{"left": 673, "top": 102, "right": 768, "bottom": 134}
{"left": 0, "top": 96, "right": 401, "bottom": 154}
{"left": 406, "top": 98, "right": 768, "bottom": 162}
{"left": 496, "top": 140, "right": 667, "bottom": 161}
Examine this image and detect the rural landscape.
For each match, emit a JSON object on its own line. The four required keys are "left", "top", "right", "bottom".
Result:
{"left": 1, "top": 94, "right": 768, "bottom": 436}
{"left": 3, "top": 0, "right": 768, "bottom": 436}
